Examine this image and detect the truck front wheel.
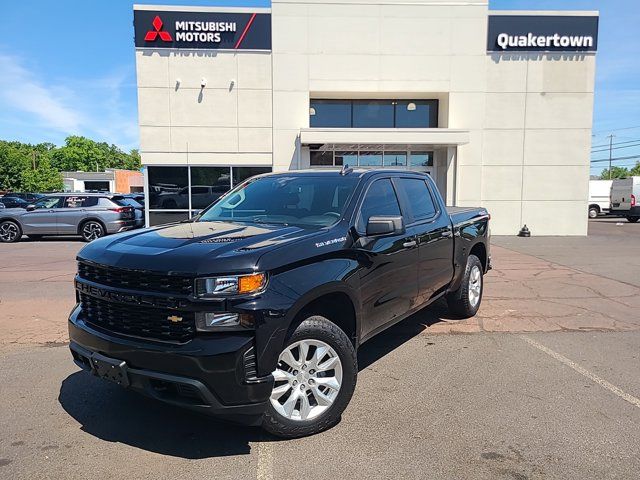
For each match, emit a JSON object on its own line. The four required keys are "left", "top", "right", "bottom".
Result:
{"left": 446, "top": 254, "right": 484, "bottom": 318}
{"left": 626, "top": 216, "right": 639, "bottom": 223}
{"left": 263, "top": 316, "right": 357, "bottom": 438}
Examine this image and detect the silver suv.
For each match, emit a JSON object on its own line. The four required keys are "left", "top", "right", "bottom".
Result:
{"left": 0, "top": 193, "right": 138, "bottom": 243}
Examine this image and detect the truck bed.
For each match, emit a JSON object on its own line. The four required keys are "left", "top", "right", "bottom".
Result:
{"left": 446, "top": 206, "right": 489, "bottom": 226}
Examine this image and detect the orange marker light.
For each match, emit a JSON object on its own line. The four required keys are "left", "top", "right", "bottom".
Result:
{"left": 238, "top": 273, "right": 266, "bottom": 294}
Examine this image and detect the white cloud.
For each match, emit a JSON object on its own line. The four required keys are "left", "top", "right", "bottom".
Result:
{"left": 0, "top": 53, "right": 138, "bottom": 150}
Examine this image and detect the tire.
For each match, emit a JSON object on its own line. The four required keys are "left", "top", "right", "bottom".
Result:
{"left": 0, "top": 220, "right": 22, "bottom": 243}
{"left": 262, "top": 316, "right": 357, "bottom": 438}
{"left": 446, "top": 254, "right": 484, "bottom": 319}
{"left": 27, "top": 234, "right": 43, "bottom": 240}
{"left": 588, "top": 207, "right": 599, "bottom": 219}
{"left": 626, "top": 216, "right": 639, "bottom": 223}
{"left": 80, "top": 221, "right": 105, "bottom": 242}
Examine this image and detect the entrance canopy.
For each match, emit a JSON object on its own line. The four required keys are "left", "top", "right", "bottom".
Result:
{"left": 299, "top": 128, "right": 470, "bottom": 149}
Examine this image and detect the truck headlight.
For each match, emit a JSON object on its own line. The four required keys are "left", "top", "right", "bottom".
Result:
{"left": 195, "top": 312, "right": 254, "bottom": 331}
{"left": 195, "top": 273, "right": 267, "bottom": 298}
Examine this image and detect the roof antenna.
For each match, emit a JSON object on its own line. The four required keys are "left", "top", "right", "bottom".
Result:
{"left": 340, "top": 163, "right": 353, "bottom": 176}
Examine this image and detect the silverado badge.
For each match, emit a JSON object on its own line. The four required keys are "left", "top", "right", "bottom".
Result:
{"left": 167, "top": 315, "right": 183, "bottom": 323}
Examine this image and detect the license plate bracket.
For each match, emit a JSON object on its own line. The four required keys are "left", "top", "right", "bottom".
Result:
{"left": 90, "top": 352, "right": 130, "bottom": 387}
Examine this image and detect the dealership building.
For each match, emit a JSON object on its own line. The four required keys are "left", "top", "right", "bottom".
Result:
{"left": 133, "top": 0, "right": 598, "bottom": 235}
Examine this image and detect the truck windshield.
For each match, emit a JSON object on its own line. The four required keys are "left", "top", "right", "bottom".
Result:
{"left": 198, "top": 175, "right": 359, "bottom": 227}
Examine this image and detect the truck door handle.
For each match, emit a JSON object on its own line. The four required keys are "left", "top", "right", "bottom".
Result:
{"left": 441, "top": 231, "right": 453, "bottom": 238}
{"left": 403, "top": 240, "right": 417, "bottom": 248}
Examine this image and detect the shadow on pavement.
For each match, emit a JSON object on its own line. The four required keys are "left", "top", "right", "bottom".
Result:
{"left": 58, "top": 301, "right": 448, "bottom": 458}
{"left": 58, "top": 372, "right": 264, "bottom": 458}
{"left": 358, "top": 299, "right": 447, "bottom": 370}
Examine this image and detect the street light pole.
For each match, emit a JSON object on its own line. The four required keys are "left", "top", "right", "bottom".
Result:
{"left": 607, "top": 134, "right": 614, "bottom": 179}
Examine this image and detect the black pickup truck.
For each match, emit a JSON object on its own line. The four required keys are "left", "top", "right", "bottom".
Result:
{"left": 69, "top": 169, "right": 490, "bottom": 437}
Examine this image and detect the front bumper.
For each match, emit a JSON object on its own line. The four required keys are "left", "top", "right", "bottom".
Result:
{"left": 68, "top": 305, "right": 273, "bottom": 425}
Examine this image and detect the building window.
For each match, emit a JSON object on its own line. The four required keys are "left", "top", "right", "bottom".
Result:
{"left": 146, "top": 166, "right": 272, "bottom": 226}
{"left": 352, "top": 100, "right": 394, "bottom": 128}
{"left": 310, "top": 148, "right": 433, "bottom": 170}
{"left": 383, "top": 152, "right": 407, "bottom": 166}
{"left": 309, "top": 99, "right": 438, "bottom": 128}
{"left": 233, "top": 167, "right": 272, "bottom": 185}
{"left": 309, "top": 100, "right": 352, "bottom": 128}
{"left": 395, "top": 101, "right": 438, "bottom": 128}
{"left": 409, "top": 151, "right": 434, "bottom": 167}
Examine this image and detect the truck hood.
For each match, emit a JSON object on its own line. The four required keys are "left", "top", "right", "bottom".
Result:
{"left": 78, "top": 220, "right": 325, "bottom": 275}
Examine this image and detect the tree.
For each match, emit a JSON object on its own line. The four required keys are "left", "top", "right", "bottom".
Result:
{"left": 600, "top": 166, "right": 629, "bottom": 180}
{"left": 49, "top": 136, "right": 141, "bottom": 172}
{"left": 0, "top": 141, "right": 60, "bottom": 192}
{"left": 630, "top": 162, "right": 640, "bottom": 177}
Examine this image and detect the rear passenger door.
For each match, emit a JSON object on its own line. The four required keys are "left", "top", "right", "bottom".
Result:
{"left": 56, "top": 196, "right": 96, "bottom": 234}
{"left": 394, "top": 177, "right": 454, "bottom": 305}
{"left": 354, "top": 177, "right": 419, "bottom": 339}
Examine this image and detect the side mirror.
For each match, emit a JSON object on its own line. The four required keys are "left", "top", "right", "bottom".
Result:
{"left": 26, "top": 205, "right": 36, "bottom": 211}
{"left": 366, "top": 215, "right": 404, "bottom": 236}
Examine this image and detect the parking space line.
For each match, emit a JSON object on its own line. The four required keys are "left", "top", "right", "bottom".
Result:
{"left": 256, "top": 440, "right": 274, "bottom": 480}
{"left": 521, "top": 335, "right": 640, "bottom": 409}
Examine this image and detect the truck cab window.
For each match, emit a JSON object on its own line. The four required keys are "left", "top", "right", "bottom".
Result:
{"left": 356, "top": 179, "right": 401, "bottom": 232}
{"left": 396, "top": 178, "right": 436, "bottom": 221}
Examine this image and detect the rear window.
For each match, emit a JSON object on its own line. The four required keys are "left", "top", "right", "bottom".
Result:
{"left": 114, "top": 197, "right": 142, "bottom": 208}
{"left": 395, "top": 178, "right": 437, "bottom": 221}
{"left": 64, "top": 196, "right": 98, "bottom": 208}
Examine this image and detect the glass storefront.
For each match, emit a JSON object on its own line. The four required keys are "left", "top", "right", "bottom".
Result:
{"left": 147, "top": 165, "right": 271, "bottom": 226}
{"left": 309, "top": 149, "right": 433, "bottom": 170}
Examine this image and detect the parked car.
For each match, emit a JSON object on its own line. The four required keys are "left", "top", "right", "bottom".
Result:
{"left": 610, "top": 176, "right": 640, "bottom": 223}
{"left": 588, "top": 179, "right": 613, "bottom": 218}
{"left": 68, "top": 169, "right": 491, "bottom": 437}
{"left": 115, "top": 195, "right": 145, "bottom": 228}
{"left": 0, "top": 193, "right": 137, "bottom": 243}
{"left": 0, "top": 197, "right": 31, "bottom": 209}
{"left": 0, "top": 202, "right": 4, "bottom": 209}
{"left": 1, "top": 192, "right": 45, "bottom": 203}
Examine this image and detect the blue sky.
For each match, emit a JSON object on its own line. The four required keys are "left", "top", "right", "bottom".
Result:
{"left": 0, "top": 1, "right": 638, "bottom": 175}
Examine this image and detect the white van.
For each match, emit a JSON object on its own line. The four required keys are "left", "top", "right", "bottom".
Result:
{"left": 588, "top": 179, "right": 613, "bottom": 218}
{"left": 610, "top": 176, "right": 640, "bottom": 223}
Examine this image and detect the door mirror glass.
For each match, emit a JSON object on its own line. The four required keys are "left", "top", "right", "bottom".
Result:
{"left": 366, "top": 215, "right": 404, "bottom": 236}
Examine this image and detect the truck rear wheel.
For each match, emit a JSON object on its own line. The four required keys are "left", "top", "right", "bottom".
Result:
{"left": 446, "top": 254, "right": 484, "bottom": 318}
{"left": 262, "top": 316, "right": 357, "bottom": 438}
{"left": 626, "top": 216, "right": 639, "bottom": 223}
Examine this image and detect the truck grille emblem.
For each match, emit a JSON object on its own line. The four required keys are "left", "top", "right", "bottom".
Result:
{"left": 167, "top": 315, "right": 183, "bottom": 323}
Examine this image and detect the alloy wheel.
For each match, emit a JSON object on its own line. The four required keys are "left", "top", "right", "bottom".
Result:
{"left": 270, "top": 339, "right": 343, "bottom": 421}
{"left": 82, "top": 222, "right": 103, "bottom": 241}
{"left": 468, "top": 265, "right": 482, "bottom": 307}
{"left": 0, "top": 222, "right": 19, "bottom": 242}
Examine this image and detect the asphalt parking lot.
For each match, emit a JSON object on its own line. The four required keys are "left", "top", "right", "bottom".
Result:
{"left": 1, "top": 218, "right": 639, "bottom": 479}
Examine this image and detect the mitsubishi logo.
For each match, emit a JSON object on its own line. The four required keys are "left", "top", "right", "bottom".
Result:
{"left": 144, "top": 16, "right": 173, "bottom": 42}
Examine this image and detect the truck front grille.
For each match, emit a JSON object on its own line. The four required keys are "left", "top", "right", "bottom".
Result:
{"left": 79, "top": 293, "right": 196, "bottom": 343}
{"left": 78, "top": 261, "right": 193, "bottom": 296}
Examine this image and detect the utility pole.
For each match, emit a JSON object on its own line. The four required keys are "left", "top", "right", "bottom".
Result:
{"left": 607, "top": 134, "right": 614, "bottom": 179}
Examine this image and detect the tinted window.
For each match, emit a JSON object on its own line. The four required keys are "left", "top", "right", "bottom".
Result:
{"left": 357, "top": 179, "right": 401, "bottom": 231}
{"left": 358, "top": 151, "right": 383, "bottom": 166}
{"left": 148, "top": 166, "right": 188, "bottom": 209}
{"left": 409, "top": 151, "right": 434, "bottom": 167}
{"left": 199, "top": 176, "right": 359, "bottom": 227}
{"left": 233, "top": 167, "right": 272, "bottom": 186}
{"left": 64, "top": 196, "right": 98, "bottom": 208}
{"left": 191, "top": 167, "right": 230, "bottom": 209}
{"left": 115, "top": 197, "right": 142, "bottom": 208}
{"left": 310, "top": 150, "right": 333, "bottom": 166}
{"left": 353, "top": 100, "right": 394, "bottom": 128}
{"left": 396, "top": 178, "right": 436, "bottom": 221}
{"left": 34, "top": 197, "right": 62, "bottom": 209}
{"left": 384, "top": 152, "right": 407, "bottom": 166}
{"left": 395, "top": 100, "right": 438, "bottom": 128}
{"left": 334, "top": 151, "right": 357, "bottom": 167}
{"left": 310, "top": 100, "right": 351, "bottom": 128}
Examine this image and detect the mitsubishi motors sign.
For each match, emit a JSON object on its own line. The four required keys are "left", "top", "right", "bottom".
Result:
{"left": 134, "top": 8, "right": 271, "bottom": 50}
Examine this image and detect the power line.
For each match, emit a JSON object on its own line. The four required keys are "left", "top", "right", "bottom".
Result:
{"left": 591, "top": 142, "right": 640, "bottom": 154}
{"left": 591, "top": 138, "right": 640, "bottom": 149}
{"left": 592, "top": 125, "right": 640, "bottom": 135}
{"left": 590, "top": 154, "right": 640, "bottom": 164}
